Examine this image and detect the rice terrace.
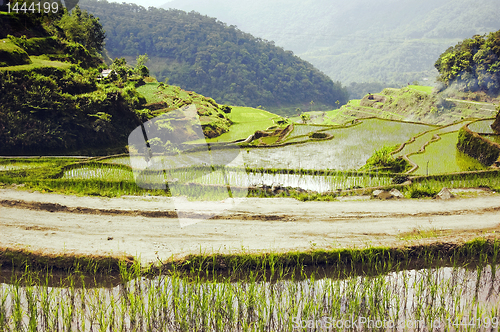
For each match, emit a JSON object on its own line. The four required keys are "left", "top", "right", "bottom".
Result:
{"left": 1, "top": 1, "right": 500, "bottom": 331}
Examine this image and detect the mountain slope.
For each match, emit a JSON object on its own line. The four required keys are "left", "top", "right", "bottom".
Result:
{"left": 0, "top": 9, "right": 233, "bottom": 155}
{"left": 79, "top": 0, "right": 348, "bottom": 111}
{"left": 163, "top": 0, "right": 500, "bottom": 85}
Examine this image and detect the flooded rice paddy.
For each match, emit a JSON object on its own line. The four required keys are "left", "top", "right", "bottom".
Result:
{"left": 408, "top": 132, "right": 487, "bottom": 175}
{"left": 63, "top": 165, "right": 392, "bottom": 193}
{"left": 1, "top": 264, "right": 499, "bottom": 331}
{"left": 468, "top": 119, "right": 496, "bottom": 134}
{"left": 105, "top": 119, "right": 432, "bottom": 171}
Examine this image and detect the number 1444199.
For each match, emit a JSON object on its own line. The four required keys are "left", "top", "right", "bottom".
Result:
{"left": 7, "top": 1, "right": 60, "bottom": 14}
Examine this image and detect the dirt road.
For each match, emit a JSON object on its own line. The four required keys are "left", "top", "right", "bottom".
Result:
{"left": 1, "top": 189, "right": 499, "bottom": 265}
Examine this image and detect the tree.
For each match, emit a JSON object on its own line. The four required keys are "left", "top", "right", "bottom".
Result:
{"left": 135, "top": 54, "right": 150, "bottom": 77}
{"left": 435, "top": 30, "right": 500, "bottom": 94}
{"left": 111, "top": 57, "right": 129, "bottom": 81}
{"left": 56, "top": 6, "right": 105, "bottom": 54}
{"left": 300, "top": 113, "right": 310, "bottom": 124}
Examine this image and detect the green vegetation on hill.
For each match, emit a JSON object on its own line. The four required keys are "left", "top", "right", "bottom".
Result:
{"left": 332, "top": 85, "right": 497, "bottom": 125}
{"left": 0, "top": 9, "right": 235, "bottom": 155}
{"left": 136, "top": 81, "right": 233, "bottom": 139}
{"left": 205, "top": 106, "right": 280, "bottom": 143}
{"left": 78, "top": 0, "right": 348, "bottom": 112}
{"left": 435, "top": 29, "right": 500, "bottom": 95}
{"left": 0, "top": 38, "right": 31, "bottom": 66}
{"left": 164, "top": 0, "right": 500, "bottom": 85}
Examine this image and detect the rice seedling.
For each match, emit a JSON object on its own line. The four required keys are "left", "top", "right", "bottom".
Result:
{"left": 1, "top": 240, "right": 499, "bottom": 331}
{"left": 405, "top": 171, "right": 500, "bottom": 197}
{"left": 62, "top": 165, "right": 134, "bottom": 181}
{"left": 409, "top": 131, "right": 487, "bottom": 175}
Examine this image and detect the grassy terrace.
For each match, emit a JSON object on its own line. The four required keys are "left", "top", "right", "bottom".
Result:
{"left": 1, "top": 239, "right": 500, "bottom": 331}
{"left": 0, "top": 55, "right": 72, "bottom": 71}
{"left": 135, "top": 82, "right": 164, "bottom": 103}
{"left": 206, "top": 106, "right": 279, "bottom": 143}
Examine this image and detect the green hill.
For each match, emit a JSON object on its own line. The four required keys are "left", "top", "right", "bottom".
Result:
{"left": 0, "top": 9, "right": 234, "bottom": 155}
{"left": 78, "top": 0, "right": 349, "bottom": 113}
{"left": 163, "top": 0, "right": 500, "bottom": 86}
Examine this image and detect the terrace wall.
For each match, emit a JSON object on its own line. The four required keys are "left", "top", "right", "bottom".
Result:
{"left": 457, "top": 124, "right": 500, "bottom": 166}
{"left": 492, "top": 112, "right": 500, "bottom": 133}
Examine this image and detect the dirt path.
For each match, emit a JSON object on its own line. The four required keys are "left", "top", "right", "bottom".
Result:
{"left": 1, "top": 189, "right": 499, "bottom": 265}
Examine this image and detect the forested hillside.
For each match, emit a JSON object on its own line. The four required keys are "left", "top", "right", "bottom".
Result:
{"left": 79, "top": 0, "right": 348, "bottom": 111}
{"left": 435, "top": 30, "right": 500, "bottom": 95}
{"left": 0, "top": 8, "right": 232, "bottom": 155}
{"left": 163, "top": 0, "right": 500, "bottom": 86}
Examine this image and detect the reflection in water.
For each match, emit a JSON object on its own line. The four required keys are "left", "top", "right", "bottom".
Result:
{"left": 1, "top": 265, "right": 499, "bottom": 331}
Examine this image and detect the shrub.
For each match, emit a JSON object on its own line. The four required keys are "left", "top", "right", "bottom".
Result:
{"left": 408, "top": 187, "right": 439, "bottom": 198}
{"left": 457, "top": 127, "right": 500, "bottom": 165}
{"left": 362, "top": 145, "right": 409, "bottom": 173}
{"left": 221, "top": 104, "right": 232, "bottom": 113}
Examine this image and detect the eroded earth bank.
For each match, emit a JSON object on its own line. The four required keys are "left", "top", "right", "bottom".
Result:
{"left": 1, "top": 189, "right": 499, "bottom": 265}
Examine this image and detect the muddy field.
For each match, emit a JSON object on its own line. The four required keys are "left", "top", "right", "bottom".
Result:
{"left": 1, "top": 188, "right": 499, "bottom": 265}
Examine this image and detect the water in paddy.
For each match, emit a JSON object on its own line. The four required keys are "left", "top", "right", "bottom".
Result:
{"left": 409, "top": 131, "right": 487, "bottom": 175}
{"left": 62, "top": 166, "right": 135, "bottom": 181}
{"left": 485, "top": 135, "right": 500, "bottom": 144}
{"left": 240, "top": 119, "right": 431, "bottom": 170}
{"left": 0, "top": 164, "right": 31, "bottom": 171}
{"left": 197, "top": 170, "right": 392, "bottom": 192}
{"left": 106, "top": 119, "right": 431, "bottom": 171}
{"left": 393, "top": 121, "right": 466, "bottom": 159}
{"left": 468, "top": 119, "right": 495, "bottom": 134}
{"left": 1, "top": 265, "right": 499, "bottom": 331}
{"left": 62, "top": 165, "right": 392, "bottom": 193}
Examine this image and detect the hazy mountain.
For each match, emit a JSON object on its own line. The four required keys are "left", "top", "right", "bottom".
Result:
{"left": 80, "top": 0, "right": 348, "bottom": 111}
{"left": 162, "top": 0, "right": 500, "bottom": 85}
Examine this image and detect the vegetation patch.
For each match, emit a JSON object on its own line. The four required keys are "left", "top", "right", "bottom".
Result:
{"left": 1, "top": 239, "right": 500, "bottom": 330}
{"left": 410, "top": 131, "right": 487, "bottom": 175}
{"left": 0, "top": 38, "right": 31, "bottom": 66}
{"left": 361, "top": 145, "right": 409, "bottom": 173}
{"left": 457, "top": 125, "right": 500, "bottom": 166}
{"left": 0, "top": 247, "right": 133, "bottom": 274}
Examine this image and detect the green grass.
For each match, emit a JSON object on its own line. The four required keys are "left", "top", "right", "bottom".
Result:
{"left": 0, "top": 38, "right": 23, "bottom": 53}
{"left": 409, "top": 131, "right": 487, "bottom": 175}
{"left": 0, "top": 38, "right": 31, "bottom": 67}
{"left": 407, "top": 85, "right": 433, "bottom": 94}
{"left": 205, "top": 106, "right": 278, "bottom": 143}
{"left": 135, "top": 82, "right": 163, "bottom": 103}
{"left": 225, "top": 106, "right": 277, "bottom": 123}
{"left": 0, "top": 55, "right": 71, "bottom": 71}
{"left": 404, "top": 172, "right": 500, "bottom": 197}
{"left": 348, "top": 99, "right": 361, "bottom": 106}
